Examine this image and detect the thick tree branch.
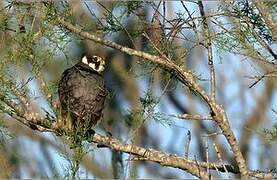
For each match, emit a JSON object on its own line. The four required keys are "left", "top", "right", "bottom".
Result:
{"left": 88, "top": 133, "right": 273, "bottom": 179}
{"left": 1, "top": 105, "right": 274, "bottom": 178}
{"left": 89, "top": 133, "right": 209, "bottom": 178}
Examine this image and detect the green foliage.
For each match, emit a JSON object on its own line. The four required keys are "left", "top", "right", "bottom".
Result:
{"left": 124, "top": 1, "right": 144, "bottom": 16}
{"left": 60, "top": 145, "right": 87, "bottom": 179}
{"left": 235, "top": 0, "right": 273, "bottom": 42}
{"left": 265, "top": 1, "right": 277, "bottom": 14}
{"left": 124, "top": 110, "right": 143, "bottom": 128}
{"left": 0, "top": 5, "right": 79, "bottom": 178}
{"left": 59, "top": 118, "right": 95, "bottom": 179}
{"left": 100, "top": 2, "right": 144, "bottom": 36}
{"left": 125, "top": 89, "right": 172, "bottom": 128}
{"left": 0, "top": 11, "right": 9, "bottom": 32}
{"left": 262, "top": 123, "right": 277, "bottom": 141}
{"left": 214, "top": 28, "right": 243, "bottom": 54}
{"left": 140, "top": 90, "right": 157, "bottom": 109}
{"left": 215, "top": 1, "right": 274, "bottom": 57}
{"left": 0, "top": 118, "right": 11, "bottom": 145}
{"left": 124, "top": 90, "right": 162, "bottom": 128}
{"left": 105, "top": 6, "right": 121, "bottom": 33}
{"left": 0, "top": 1, "right": 74, "bottom": 114}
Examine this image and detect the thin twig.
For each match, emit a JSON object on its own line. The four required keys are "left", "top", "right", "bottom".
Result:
{"left": 180, "top": 1, "right": 196, "bottom": 29}
{"left": 198, "top": 1, "right": 216, "bottom": 101}
{"left": 205, "top": 136, "right": 210, "bottom": 178}
{"left": 184, "top": 130, "right": 191, "bottom": 158}
{"left": 171, "top": 114, "right": 213, "bottom": 121}
{"left": 97, "top": 2, "right": 137, "bottom": 49}
{"left": 213, "top": 142, "right": 230, "bottom": 178}
{"left": 142, "top": 32, "right": 171, "bottom": 62}
{"left": 247, "top": 70, "right": 277, "bottom": 88}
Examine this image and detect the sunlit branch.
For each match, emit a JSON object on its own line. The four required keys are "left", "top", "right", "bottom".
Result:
{"left": 89, "top": 133, "right": 209, "bottom": 179}
{"left": 170, "top": 113, "right": 213, "bottom": 121}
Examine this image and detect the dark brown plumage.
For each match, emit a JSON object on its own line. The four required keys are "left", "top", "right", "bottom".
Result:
{"left": 58, "top": 55, "right": 106, "bottom": 134}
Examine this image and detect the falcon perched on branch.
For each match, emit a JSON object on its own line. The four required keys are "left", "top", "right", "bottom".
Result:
{"left": 58, "top": 54, "right": 107, "bottom": 135}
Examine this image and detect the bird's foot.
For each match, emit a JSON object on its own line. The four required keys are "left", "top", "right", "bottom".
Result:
{"left": 97, "top": 131, "right": 113, "bottom": 148}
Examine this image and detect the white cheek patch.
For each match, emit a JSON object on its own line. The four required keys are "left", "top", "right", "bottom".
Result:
{"left": 88, "top": 63, "right": 105, "bottom": 73}
{"left": 98, "top": 65, "right": 105, "bottom": 72}
{"left": 82, "top": 56, "right": 88, "bottom": 64}
{"left": 88, "top": 63, "right": 96, "bottom": 70}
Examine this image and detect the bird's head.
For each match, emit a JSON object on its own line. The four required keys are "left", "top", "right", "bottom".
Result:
{"left": 81, "top": 55, "right": 105, "bottom": 73}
